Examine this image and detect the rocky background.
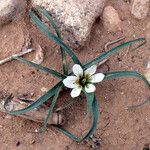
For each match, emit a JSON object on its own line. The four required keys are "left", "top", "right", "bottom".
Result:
{"left": 1, "top": 0, "right": 149, "bottom": 48}
{"left": 0, "top": 0, "right": 150, "bottom": 150}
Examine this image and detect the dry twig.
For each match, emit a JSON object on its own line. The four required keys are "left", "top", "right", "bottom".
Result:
{"left": 0, "top": 49, "right": 34, "bottom": 65}
{"left": 98, "top": 37, "right": 125, "bottom": 67}
{"left": 0, "top": 97, "right": 65, "bottom": 125}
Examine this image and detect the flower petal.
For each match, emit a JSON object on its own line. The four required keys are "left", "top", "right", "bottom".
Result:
{"left": 63, "top": 76, "right": 78, "bottom": 88}
{"left": 85, "top": 84, "right": 96, "bottom": 93}
{"left": 85, "top": 65, "right": 97, "bottom": 76}
{"left": 90, "top": 73, "right": 105, "bottom": 83}
{"left": 73, "top": 64, "right": 83, "bottom": 77}
{"left": 71, "top": 87, "right": 82, "bottom": 98}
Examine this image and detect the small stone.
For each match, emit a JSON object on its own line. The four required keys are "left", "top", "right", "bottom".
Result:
{"left": 102, "top": 6, "right": 122, "bottom": 33}
{"left": 121, "top": 92, "right": 124, "bottom": 95}
{"left": 32, "top": 45, "right": 44, "bottom": 65}
{"left": 0, "top": 0, "right": 27, "bottom": 26}
{"left": 30, "top": 92, "right": 34, "bottom": 97}
{"left": 41, "top": 87, "right": 48, "bottom": 93}
{"left": 5, "top": 115, "right": 12, "bottom": 119}
{"left": 131, "top": 0, "right": 149, "bottom": 20}
{"left": 34, "top": 129, "right": 39, "bottom": 133}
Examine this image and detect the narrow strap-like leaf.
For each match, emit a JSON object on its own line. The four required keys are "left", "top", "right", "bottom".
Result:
{"left": 83, "top": 90, "right": 94, "bottom": 116}
{"left": 42, "top": 84, "right": 63, "bottom": 130}
{"left": 13, "top": 56, "right": 66, "bottom": 80}
{"left": 36, "top": 7, "right": 61, "bottom": 39}
{"left": 29, "top": 10, "right": 82, "bottom": 66}
{"left": 52, "top": 95, "right": 99, "bottom": 142}
{"left": 4, "top": 82, "right": 63, "bottom": 115}
{"left": 35, "top": 7, "right": 68, "bottom": 75}
{"left": 103, "top": 71, "right": 150, "bottom": 89}
{"left": 83, "top": 38, "right": 146, "bottom": 70}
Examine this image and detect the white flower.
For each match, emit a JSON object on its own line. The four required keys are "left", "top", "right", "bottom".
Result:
{"left": 63, "top": 64, "right": 105, "bottom": 98}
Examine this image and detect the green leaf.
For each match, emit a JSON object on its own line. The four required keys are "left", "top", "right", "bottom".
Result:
{"left": 83, "top": 38, "right": 146, "bottom": 70}
{"left": 4, "top": 82, "right": 63, "bottom": 115}
{"left": 13, "top": 56, "right": 66, "bottom": 80}
{"left": 42, "top": 84, "right": 63, "bottom": 130}
{"left": 103, "top": 71, "right": 150, "bottom": 89}
{"left": 35, "top": 6, "right": 68, "bottom": 75}
{"left": 83, "top": 90, "right": 94, "bottom": 116}
{"left": 52, "top": 94, "right": 99, "bottom": 142}
{"left": 36, "top": 6, "right": 62, "bottom": 39}
{"left": 29, "top": 9, "right": 82, "bottom": 66}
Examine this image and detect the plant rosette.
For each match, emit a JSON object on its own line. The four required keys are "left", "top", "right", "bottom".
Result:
{"left": 2, "top": 7, "right": 150, "bottom": 142}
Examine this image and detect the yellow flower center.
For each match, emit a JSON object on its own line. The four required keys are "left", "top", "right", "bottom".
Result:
{"left": 78, "top": 74, "right": 90, "bottom": 87}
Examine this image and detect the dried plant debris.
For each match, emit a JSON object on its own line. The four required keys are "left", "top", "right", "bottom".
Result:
{"left": 97, "top": 37, "right": 125, "bottom": 67}
{"left": 0, "top": 97, "right": 65, "bottom": 126}
{"left": 0, "top": 48, "right": 34, "bottom": 65}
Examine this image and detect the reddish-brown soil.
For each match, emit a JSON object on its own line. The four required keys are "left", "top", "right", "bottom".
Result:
{"left": 0, "top": 0, "right": 150, "bottom": 150}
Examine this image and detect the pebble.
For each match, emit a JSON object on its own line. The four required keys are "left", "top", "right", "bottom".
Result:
{"left": 102, "top": 6, "right": 122, "bottom": 33}
{"left": 34, "top": 129, "right": 39, "bottom": 133}
{"left": 131, "top": 0, "right": 149, "bottom": 19}
{"left": 32, "top": 45, "right": 44, "bottom": 65}
{"left": 41, "top": 87, "right": 48, "bottom": 93}
{"left": 5, "top": 115, "right": 12, "bottom": 119}
{"left": 0, "top": 0, "right": 27, "bottom": 26}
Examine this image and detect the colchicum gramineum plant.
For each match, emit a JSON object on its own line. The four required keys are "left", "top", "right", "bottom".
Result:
{"left": 3, "top": 7, "right": 150, "bottom": 142}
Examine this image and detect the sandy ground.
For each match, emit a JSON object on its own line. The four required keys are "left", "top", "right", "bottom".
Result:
{"left": 0, "top": 0, "right": 150, "bottom": 150}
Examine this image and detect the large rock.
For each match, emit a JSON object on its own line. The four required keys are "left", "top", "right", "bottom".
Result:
{"left": 32, "top": 0, "right": 106, "bottom": 48}
{"left": 131, "top": 0, "right": 149, "bottom": 19}
{"left": 0, "top": 0, "right": 27, "bottom": 26}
